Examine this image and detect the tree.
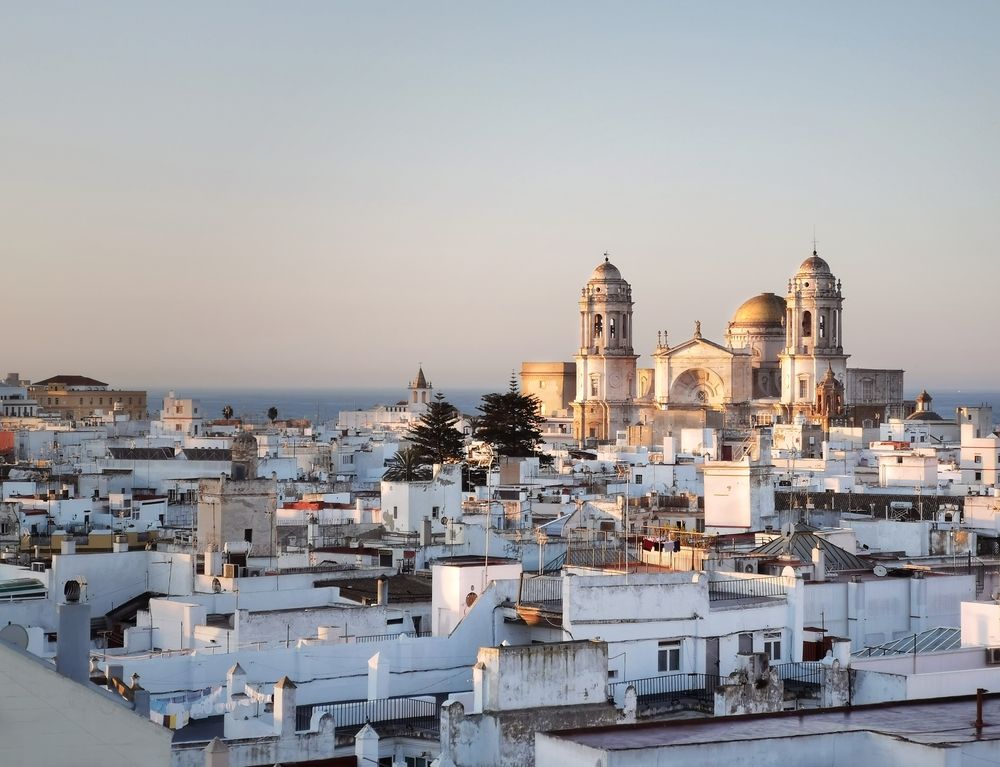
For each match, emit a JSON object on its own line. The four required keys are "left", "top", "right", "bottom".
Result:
{"left": 475, "top": 373, "right": 545, "bottom": 458}
{"left": 222, "top": 404, "right": 234, "bottom": 420}
{"left": 267, "top": 406, "right": 278, "bottom": 423}
{"left": 382, "top": 446, "right": 432, "bottom": 482}
{"left": 407, "top": 393, "right": 465, "bottom": 464}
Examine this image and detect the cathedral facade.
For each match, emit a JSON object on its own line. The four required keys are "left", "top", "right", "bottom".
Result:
{"left": 524, "top": 251, "right": 904, "bottom": 446}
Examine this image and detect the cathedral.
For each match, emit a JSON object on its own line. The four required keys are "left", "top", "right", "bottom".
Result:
{"left": 522, "top": 251, "right": 904, "bottom": 447}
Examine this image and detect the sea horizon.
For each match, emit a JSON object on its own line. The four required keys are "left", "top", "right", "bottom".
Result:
{"left": 139, "top": 386, "right": 1000, "bottom": 427}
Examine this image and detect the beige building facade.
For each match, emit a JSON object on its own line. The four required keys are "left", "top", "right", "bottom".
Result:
{"left": 29, "top": 374, "right": 148, "bottom": 421}
{"left": 524, "top": 250, "right": 905, "bottom": 446}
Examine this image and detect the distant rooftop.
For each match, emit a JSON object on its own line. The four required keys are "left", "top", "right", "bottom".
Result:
{"left": 33, "top": 375, "right": 109, "bottom": 388}
{"left": 750, "top": 523, "right": 868, "bottom": 572}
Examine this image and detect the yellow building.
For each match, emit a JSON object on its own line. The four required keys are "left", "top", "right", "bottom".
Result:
{"left": 29, "top": 375, "right": 148, "bottom": 421}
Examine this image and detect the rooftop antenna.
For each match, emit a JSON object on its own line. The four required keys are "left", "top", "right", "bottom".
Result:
{"left": 812, "top": 227, "right": 819, "bottom": 255}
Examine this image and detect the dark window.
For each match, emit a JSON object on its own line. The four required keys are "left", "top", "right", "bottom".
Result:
{"left": 657, "top": 641, "right": 680, "bottom": 672}
{"left": 802, "top": 310, "right": 812, "bottom": 338}
{"left": 594, "top": 314, "right": 603, "bottom": 338}
{"left": 244, "top": 528, "right": 253, "bottom": 543}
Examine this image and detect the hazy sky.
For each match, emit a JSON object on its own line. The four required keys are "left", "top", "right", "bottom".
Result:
{"left": 2, "top": 2, "right": 997, "bottom": 391}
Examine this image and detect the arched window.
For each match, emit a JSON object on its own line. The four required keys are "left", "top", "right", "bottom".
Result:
{"left": 802, "top": 310, "right": 812, "bottom": 338}
{"left": 594, "top": 314, "right": 603, "bottom": 338}
{"left": 609, "top": 317, "right": 616, "bottom": 339}
{"left": 818, "top": 314, "right": 826, "bottom": 339}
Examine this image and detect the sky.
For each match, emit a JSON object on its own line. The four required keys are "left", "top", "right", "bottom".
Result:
{"left": 2, "top": 2, "right": 998, "bottom": 391}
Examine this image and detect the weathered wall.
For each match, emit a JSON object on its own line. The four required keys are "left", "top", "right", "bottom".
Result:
{"left": 442, "top": 700, "right": 624, "bottom": 767}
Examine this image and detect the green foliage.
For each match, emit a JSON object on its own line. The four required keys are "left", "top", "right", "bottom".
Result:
{"left": 383, "top": 446, "right": 433, "bottom": 482}
{"left": 407, "top": 393, "right": 465, "bottom": 464}
{"left": 222, "top": 404, "right": 234, "bottom": 420}
{"left": 267, "top": 406, "right": 278, "bottom": 423}
{"left": 475, "top": 373, "right": 545, "bottom": 458}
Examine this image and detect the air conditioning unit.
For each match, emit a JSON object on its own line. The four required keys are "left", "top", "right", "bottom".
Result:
{"left": 222, "top": 563, "right": 238, "bottom": 579}
{"left": 30, "top": 561, "right": 46, "bottom": 573}
{"left": 986, "top": 647, "right": 1000, "bottom": 665}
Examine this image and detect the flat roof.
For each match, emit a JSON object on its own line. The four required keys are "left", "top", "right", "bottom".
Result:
{"left": 545, "top": 694, "right": 1000, "bottom": 750}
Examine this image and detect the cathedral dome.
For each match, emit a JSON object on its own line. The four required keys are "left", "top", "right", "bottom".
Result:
{"left": 731, "top": 292, "right": 786, "bottom": 327}
{"left": 797, "top": 251, "right": 831, "bottom": 275}
{"left": 590, "top": 256, "right": 622, "bottom": 282}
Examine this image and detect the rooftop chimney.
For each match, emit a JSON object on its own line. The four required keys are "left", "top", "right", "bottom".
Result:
{"left": 56, "top": 579, "right": 90, "bottom": 684}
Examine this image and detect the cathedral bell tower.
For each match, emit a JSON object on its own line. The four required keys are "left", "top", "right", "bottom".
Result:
{"left": 572, "top": 256, "right": 638, "bottom": 443}
{"left": 779, "top": 250, "right": 849, "bottom": 414}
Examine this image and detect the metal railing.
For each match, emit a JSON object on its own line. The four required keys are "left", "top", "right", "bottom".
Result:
{"left": 517, "top": 574, "right": 563, "bottom": 605}
{"left": 609, "top": 672, "right": 722, "bottom": 706}
{"left": 351, "top": 630, "right": 432, "bottom": 644}
{"left": 295, "top": 696, "right": 436, "bottom": 733}
{"left": 773, "top": 661, "right": 823, "bottom": 689}
{"left": 708, "top": 574, "right": 787, "bottom": 603}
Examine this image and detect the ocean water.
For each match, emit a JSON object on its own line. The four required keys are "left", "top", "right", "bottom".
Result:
{"left": 146, "top": 387, "right": 1000, "bottom": 426}
{"left": 146, "top": 387, "right": 489, "bottom": 425}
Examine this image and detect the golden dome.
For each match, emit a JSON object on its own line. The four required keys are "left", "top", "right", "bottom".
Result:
{"left": 731, "top": 292, "right": 786, "bottom": 327}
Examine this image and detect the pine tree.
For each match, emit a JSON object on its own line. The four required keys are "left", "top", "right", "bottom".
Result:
{"left": 407, "top": 393, "right": 465, "bottom": 464}
{"left": 475, "top": 374, "right": 545, "bottom": 458}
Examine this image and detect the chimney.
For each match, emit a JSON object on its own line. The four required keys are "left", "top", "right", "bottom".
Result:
{"left": 354, "top": 723, "right": 380, "bottom": 767}
{"left": 56, "top": 579, "right": 90, "bottom": 684}
{"left": 376, "top": 575, "right": 388, "bottom": 606}
{"left": 273, "top": 676, "right": 297, "bottom": 736}
{"left": 227, "top": 663, "right": 246, "bottom": 702}
{"left": 420, "top": 518, "right": 432, "bottom": 546}
{"left": 811, "top": 545, "right": 826, "bottom": 582}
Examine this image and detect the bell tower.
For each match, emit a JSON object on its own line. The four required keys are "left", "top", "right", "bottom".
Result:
{"left": 572, "top": 256, "right": 638, "bottom": 443}
{"left": 779, "top": 250, "right": 849, "bottom": 413}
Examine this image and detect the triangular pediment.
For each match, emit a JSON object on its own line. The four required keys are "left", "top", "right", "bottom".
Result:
{"left": 664, "top": 336, "right": 734, "bottom": 358}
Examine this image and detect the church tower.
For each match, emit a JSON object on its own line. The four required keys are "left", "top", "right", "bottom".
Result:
{"left": 572, "top": 257, "right": 638, "bottom": 443}
{"left": 779, "top": 251, "right": 849, "bottom": 414}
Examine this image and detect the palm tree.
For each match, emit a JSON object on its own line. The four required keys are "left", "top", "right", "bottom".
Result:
{"left": 382, "top": 447, "right": 432, "bottom": 482}
{"left": 267, "top": 406, "right": 278, "bottom": 423}
{"left": 222, "top": 404, "right": 234, "bottom": 420}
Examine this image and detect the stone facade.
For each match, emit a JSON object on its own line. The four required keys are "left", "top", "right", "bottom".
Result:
{"left": 529, "top": 250, "right": 906, "bottom": 446}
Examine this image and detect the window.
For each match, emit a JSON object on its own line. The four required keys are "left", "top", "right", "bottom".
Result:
{"left": 738, "top": 633, "right": 753, "bottom": 654}
{"left": 432, "top": 506, "right": 439, "bottom": 519}
{"left": 896, "top": 456, "right": 903, "bottom": 464}
{"left": 538, "top": 381, "right": 545, "bottom": 389}
{"left": 393, "top": 506, "right": 398, "bottom": 519}
{"left": 975, "top": 471, "right": 982, "bottom": 481}
{"left": 798, "top": 379, "right": 807, "bottom": 399}
{"left": 658, "top": 640, "right": 680, "bottom": 672}
{"left": 975, "top": 455, "right": 982, "bottom": 464}
{"left": 634, "top": 474, "right": 642, "bottom": 484}
{"left": 818, "top": 314, "right": 826, "bottom": 339}
{"left": 590, "top": 376, "right": 599, "bottom": 397}
{"left": 404, "top": 758, "right": 429, "bottom": 767}
{"left": 764, "top": 632, "right": 782, "bottom": 661}
{"left": 802, "top": 310, "right": 812, "bottom": 338}
{"left": 609, "top": 317, "right": 616, "bottom": 339}
{"left": 244, "top": 528, "right": 253, "bottom": 543}
{"left": 594, "top": 314, "right": 603, "bottom": 338}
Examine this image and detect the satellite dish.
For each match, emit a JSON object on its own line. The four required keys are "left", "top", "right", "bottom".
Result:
{"left": 440, "top": 516, "right": 449, "bottom": 525}
{"left": 873, "top": 565, "right": 888, "bottom": 577}
{"left": 0, "top": 623, "right": 29, "bottom": 650}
